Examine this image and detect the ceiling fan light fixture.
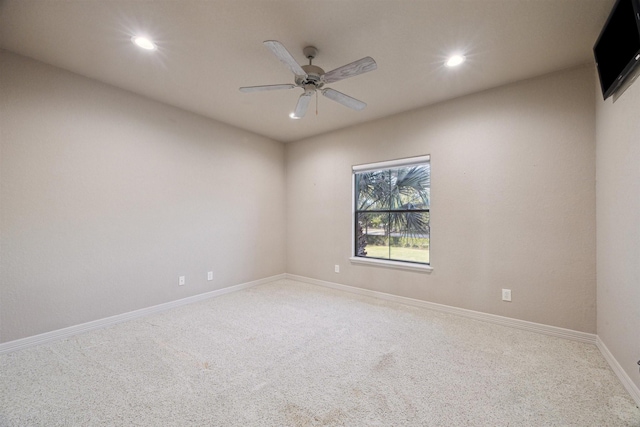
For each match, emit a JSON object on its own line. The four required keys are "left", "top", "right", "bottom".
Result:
{"left": 446, "top": 54, "right": 465, "bottom": 67}
{"left": 132, "top": 35, "right": 157, "bottom": 51}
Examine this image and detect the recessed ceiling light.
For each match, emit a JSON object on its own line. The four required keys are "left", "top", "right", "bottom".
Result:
{"left": 445, "top": 54, "right": 465, "bottom": 67}
{"left": 132, "top": 35, "right": 157, "bottom": 51}
{"left": 289, "top": 113, "right": 301, "bottom": 119}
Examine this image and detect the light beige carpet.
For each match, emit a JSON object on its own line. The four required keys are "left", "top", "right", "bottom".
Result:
{"left": 0, "top": 279, "right": 638, "bottom": 426}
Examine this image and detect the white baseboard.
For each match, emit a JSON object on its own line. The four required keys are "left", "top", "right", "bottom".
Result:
{"left": 0, "top": 273, "right": 286, "bottom": 355}
{"left": 286, "top": 273, "right": 597, "bottom": 344}
{"left": 597, "top": 336, "right": 640, "bottom": 407}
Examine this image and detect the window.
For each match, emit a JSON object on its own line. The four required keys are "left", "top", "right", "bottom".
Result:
{"left": 351, "top": 156, "right": 431, "bottom": 271}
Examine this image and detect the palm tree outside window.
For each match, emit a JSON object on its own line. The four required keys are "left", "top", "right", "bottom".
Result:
{"left": 353, "top": 156, "right": 430, "bottom": 265}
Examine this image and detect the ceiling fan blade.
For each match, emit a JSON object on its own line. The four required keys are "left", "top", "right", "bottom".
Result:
{"left": 322, "top": 57, "right": 377, "bottom": 84}
{"left": 263, "top": 40, "right": 307, "bottom": 77}
{"left": 321, "top": 88, "right": 367, "bottom": 111}
{"left": 239, "top": 84, "right": 296, "bottom": 93}
{"left": 293, "top": 92, "right": 313, "bottom": 118}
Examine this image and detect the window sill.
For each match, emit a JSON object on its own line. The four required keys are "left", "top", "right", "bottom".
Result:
{"left": 349, "top": 257, "right": 433, "bottom": 273}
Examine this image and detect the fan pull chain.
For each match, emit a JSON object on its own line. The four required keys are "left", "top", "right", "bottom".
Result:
{"left": 316, "top": 90, "right": 318, "bottom": 116}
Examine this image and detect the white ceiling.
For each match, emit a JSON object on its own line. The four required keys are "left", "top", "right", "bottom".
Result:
{"left": 0, "top": 0, "right": 613, "bottom": 143}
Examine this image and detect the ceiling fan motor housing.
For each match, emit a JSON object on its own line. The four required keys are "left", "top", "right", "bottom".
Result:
{"left": 297, "top": 64, "right": 325, "bottom": 88}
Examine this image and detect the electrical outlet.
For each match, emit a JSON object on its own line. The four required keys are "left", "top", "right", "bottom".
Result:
{"left": 334, "top": 264, "right": 340, "bottom": 273}
{"left": 502, "top": 289, "right": 512, "bottom": 302}
{"left": 207, "top": 271, "right": 213, "bottom": 281}
{"left": 179, "top": 276, "right": 185, "bottom": 286}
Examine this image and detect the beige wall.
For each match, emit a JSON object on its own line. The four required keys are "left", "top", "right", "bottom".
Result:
{"left": 0, "top": 50, "right": 606, "bottom": 345}
{"left": 0, "top": 51, "right": 286, "bottom": 342}
{"left": 596, "top": 73, "right": 640, "bottom": 390}
{"left": 286, "top": 66, "right": 596, "bottom": 333}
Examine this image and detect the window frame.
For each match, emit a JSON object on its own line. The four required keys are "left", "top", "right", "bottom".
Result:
{"left": 349, "top": 155, "right": 433, "bottom": 273}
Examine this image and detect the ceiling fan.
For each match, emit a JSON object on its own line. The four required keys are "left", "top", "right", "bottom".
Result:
{"left": 239, "top": 40, "right": 377, "bottom": 118}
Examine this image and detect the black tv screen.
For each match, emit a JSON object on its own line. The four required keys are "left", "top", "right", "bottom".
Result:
{"left": 594, "top": 0, "right": 640, "bottom": 99}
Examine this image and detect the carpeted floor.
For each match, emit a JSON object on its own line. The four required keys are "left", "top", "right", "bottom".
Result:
{"left": 0, "top": 279, "right": 638, "bottom": 426}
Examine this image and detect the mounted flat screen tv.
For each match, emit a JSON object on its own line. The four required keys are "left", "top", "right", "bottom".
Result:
{"left": 594, "top": 0, "right": 640, "bottom": 99}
